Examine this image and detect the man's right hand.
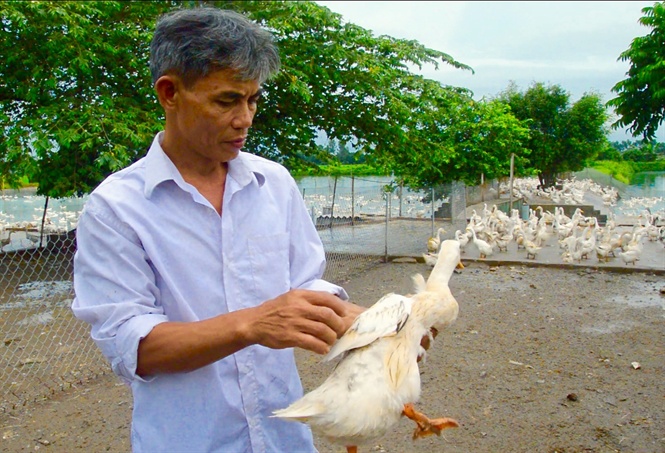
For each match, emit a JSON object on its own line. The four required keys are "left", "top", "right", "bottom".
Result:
{"left": 244, "top": 289, "right": 360, "bottom": 355}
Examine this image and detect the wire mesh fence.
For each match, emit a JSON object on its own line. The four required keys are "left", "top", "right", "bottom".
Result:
{"left": 0, "top": 178, "right": 468, "bottom": 414}
{"left": 307, "top": 176, "right": 469, "bottom": 283}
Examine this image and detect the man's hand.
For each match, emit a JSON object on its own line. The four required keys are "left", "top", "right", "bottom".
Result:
{"left": 137, "top": 290, "right": 363, "bottom": 376}
{"left": 245, "top": 289, "right": 363, "bottom": 355}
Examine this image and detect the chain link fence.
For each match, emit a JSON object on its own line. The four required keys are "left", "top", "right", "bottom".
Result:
{"left": 0, "top": 178, "right": 469, "bottom": 414}
{"left": 1, "top": 189, "right": 96, "bottom": 414}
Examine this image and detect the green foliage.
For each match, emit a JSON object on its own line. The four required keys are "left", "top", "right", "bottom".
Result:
{"left": 596, "top": 143, "right": 623, "bottom": 160}
{"left": 239, "top": 0, "right": 475, "bottom": 177}
{"left": 635, "top": 160, "right": 665, "bottom": 171}
{"left": 291, "top": 163, "right": 387, "bottom": 178}
{"left": 602, "top": 139, "right": 665, "bottom": 161}
{"left": 497, "top": 82, "right": 608, "bottom": 187}
{"left": 610, "top": 140, "right": 641, "bottom": 152}
{"left": 607, "top": 2, "right": 665, "bottom": 140}
{"left": 370, "top": 80, "right": 531, "bottom": 190}
{"left": 1, "top": 0, "right": 475, "bottom": 197}
{"left": 320, "top": 139, "right": 363, "bottom": 165}
{"left": 0, "top": 1, "right": 169, "bottom": 196}
{"left": 622, "top": 146, "right": 658, "bottom": 162}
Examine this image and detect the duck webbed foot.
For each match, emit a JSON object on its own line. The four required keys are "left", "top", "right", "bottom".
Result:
{"left": 402, "top": 403, "right": 459, "bottom": 440}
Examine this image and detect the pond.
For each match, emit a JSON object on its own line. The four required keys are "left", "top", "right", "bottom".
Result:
{"left": 2, "top": 171, "right": 663, "bottom": 229}
{"left": 574, "top": 169, "right": 665, "bottom": 215}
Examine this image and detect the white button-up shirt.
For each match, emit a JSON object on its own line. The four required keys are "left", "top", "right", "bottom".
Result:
{"left": 72, "top": 132, "right": 347, "bottom": 452}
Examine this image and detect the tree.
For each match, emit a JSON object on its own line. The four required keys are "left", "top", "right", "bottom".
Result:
{"left": 622, "top": 142, "right": 659, "bottom": 162}
{"left": 320, "top": 138, "right": 358, "bottom": 164}
{"left": 240, "top": 1, "right": 475, "bottom": 173}
{"left": 497, "top": 82, "right": 608, "bottom": 188}
{"left": 335, "top": 140, "right": 356, "bottom": 164}
{"left": 607, "top": 2, "right": 665, "bottom": 141}
{"left": 596, "top": 143, "right": 622, "bottom": 161}
{"left": 1, "top": 0, "right": 473, "bottom": 197}
{"left": 1, "top": 1, "right": 170, "bottom": 196}
{"left": 389, "top": 94, "right": 531, "bottom": 189}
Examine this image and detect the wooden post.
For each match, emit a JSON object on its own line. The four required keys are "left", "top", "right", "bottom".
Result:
{"left": 39, "top": 196, "right": 49, "bottom": 248}
{"left": 329, "top": 176, "right": 338, "bottom": 229}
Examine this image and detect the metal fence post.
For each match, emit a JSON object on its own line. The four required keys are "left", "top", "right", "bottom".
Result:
{"left": 384, "top": 191, "right": 389, "bottom": 262}
{"left": 431, "top": 187, "right": 435, "bottom": 238}
{"left": 351, "top": 175, "right": 355, "bottom": 226}
{"left": 399, "top": 183, "right": 403, "bottom": 217}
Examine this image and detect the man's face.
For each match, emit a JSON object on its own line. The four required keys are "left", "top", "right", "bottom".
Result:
{"left": 169, "top": 69, "right": 262, "bottom": 164}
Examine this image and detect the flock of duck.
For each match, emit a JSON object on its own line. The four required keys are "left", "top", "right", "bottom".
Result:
{"left": 0, "top": 196, "right": 81, "bottom": 252}
{"left": 425, "top": 177, "right": 665, "bottom": 267}
{"left": 0, "top": 212, "right": 78, "bottom": 252}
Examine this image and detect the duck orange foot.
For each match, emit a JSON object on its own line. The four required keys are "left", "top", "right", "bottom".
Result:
{"left": 402, "top": 403, "right": 459, "bottom": 440}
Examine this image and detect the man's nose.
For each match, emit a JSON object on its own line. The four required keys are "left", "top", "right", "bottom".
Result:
{"left": 231, "top": 103, "right": 254, "bottom": 129}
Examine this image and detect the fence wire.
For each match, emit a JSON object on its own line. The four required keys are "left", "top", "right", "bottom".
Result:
{"left": 0, "top": 178, "right": 468, "bottom": 414}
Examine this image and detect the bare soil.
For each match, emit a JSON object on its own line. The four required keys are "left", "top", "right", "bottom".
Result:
{"left": 1, "top": 261, "right": 664, "bottom": 453}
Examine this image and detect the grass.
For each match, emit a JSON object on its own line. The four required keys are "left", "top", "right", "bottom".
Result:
{"left": 590, "top": 159, "right": 665, "bottom": 184}
{"left": 590, "top": 161, "right": 635, "bottom": 184}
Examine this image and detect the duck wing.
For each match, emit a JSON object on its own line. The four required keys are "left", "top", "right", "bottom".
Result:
{"left": 325, "top": 293, "right": 412, "bottom": 362}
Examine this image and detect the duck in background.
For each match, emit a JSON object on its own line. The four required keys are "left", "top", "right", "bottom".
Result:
{"left": 470, "top": 228, "right": 495, "bottom": 259}
{"left": 427, "top": 227, "right": 447, "bottom": 253}
{"left": 454, "top": 229, "right": 470, "bottom": 253}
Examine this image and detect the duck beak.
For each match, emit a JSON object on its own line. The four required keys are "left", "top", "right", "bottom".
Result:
{"left": 456, "top": 261, "right": 465, "bottom": 269}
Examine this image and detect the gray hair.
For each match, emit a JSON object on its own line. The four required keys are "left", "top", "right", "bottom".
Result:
{"left": 149, "top": 7, "right": 280, "bottom": 87}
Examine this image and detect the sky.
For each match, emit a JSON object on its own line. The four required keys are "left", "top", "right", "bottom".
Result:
{"left": 316, "top": 1, "right": 658, "bottom": 142}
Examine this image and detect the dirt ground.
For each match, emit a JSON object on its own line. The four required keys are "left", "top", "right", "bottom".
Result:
{"left": 1, "top": 260, "right": 664, "bottom": 453}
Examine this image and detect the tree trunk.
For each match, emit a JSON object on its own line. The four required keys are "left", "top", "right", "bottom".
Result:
{"left": 538, "top": 172, "right": 557, "bottom": 189}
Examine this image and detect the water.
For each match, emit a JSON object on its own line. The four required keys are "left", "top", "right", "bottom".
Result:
{"left": 627, "top": 171, "right": 665, "bottom": 198}
{"left": 0, "top": 187, "right": 87, "bottom": 230}
{"left": 2, "top": 171, "right": 663, "bottom": 228}
{"left": 575, "top": 169, "right": 665, "bottom": 216}
{"left": 295, "top": 175, "right": 443, "bottom": 219}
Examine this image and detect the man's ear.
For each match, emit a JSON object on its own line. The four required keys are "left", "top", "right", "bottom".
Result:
{"left": 154, "top": 75, "right": 179, "bottom": 110}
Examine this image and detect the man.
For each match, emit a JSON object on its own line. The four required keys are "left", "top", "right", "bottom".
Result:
{"left": 72, "top": 7, "right": 362, "bottom": 452}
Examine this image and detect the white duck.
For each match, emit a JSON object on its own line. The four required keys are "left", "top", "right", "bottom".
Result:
{"left": 273, "top": 240, "right": 463, "bottom": 452}
{"left": 595, "top": 239, "right": 614, "bottom": 262}
{"left": 454, "top": 229, "right": 470, "bottom": 253}
{"left": 619, "top": 248, "right": 641, "bottom": 265}
{"left": 560, "top": 236, "right": 583, "bottom": 263}
{"left": 427, "top": 227, "right": 447, "bottom": 253}
{"left": 524, "top": 239, "right": 542, "bottom": 260}
{"left": 422, "top": 252, "right": 438, "bottom": 267}
{"left": 470, "top": 228, "right": 494, "bottom": 259}
{"left": 495, "top": 223, "right": 515, "bottom": 252}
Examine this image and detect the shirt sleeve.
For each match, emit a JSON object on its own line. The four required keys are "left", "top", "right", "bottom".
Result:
{"left": 71, "top": 198, "right": 168, "bottom": 383}
{"left": 287, "top": 182, "right": 349, "bottom": 300}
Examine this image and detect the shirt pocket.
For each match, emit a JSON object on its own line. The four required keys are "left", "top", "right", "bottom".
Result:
{"left": 247, "top": 233, "right": 290, "bottom": 301}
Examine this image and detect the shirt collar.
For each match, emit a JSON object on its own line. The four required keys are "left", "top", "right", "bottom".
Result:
{"left": 226, "top": 150, "right": 267, "bottom": 189}
{"left": 143, "top": 132, "right": 266, "bottom": 198}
